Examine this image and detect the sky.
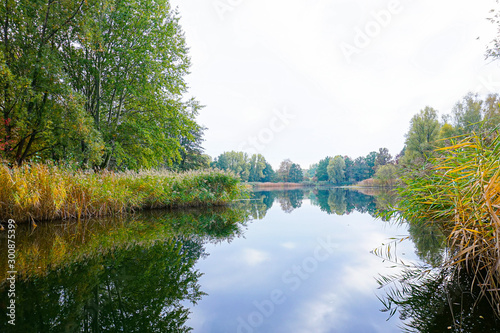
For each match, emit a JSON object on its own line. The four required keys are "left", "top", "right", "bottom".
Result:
{"left": 170, "top": 0, "right": 500, "bottom": 169}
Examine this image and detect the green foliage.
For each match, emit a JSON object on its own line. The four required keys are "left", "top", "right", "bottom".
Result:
{"left": 392, "top": 130, "right": 500, "bottom": 313}
{"left": 315, "top": 157, "right": 331, "bottom": 181}
{"left": 327, "top": 155, "right": 345, "bottom": 184}
{"left": 288, "top": 163, "right": 303, "bottom": 183}
{"left": 0, "top": 0, "right": 201, "bottom": 169}
{"left": 374, "top": 164, "right": 397, "bottom": 187}
{"left": 402, "top": 106, "right": 440, "bottom": 165}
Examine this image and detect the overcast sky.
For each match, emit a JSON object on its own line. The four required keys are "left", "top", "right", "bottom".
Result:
{"left": 170, "top": 0, "right": 500, "bottom": 169}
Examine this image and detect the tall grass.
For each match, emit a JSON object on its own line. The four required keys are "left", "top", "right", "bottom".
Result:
{"left": 0, "top": 164, "right": 245, "bottom": 223}
{"left": 394, "top": 130, "right": 500, "bottom": 312}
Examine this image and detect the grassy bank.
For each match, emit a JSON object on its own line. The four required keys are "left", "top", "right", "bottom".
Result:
{"left": 0, "top": 164, "right": 245, "bottom": 223}
{"left": 392, "top": 131, "right": 500, "bottom": 311}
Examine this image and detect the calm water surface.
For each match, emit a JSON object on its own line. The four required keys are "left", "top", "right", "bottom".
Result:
{"left": 187, "top": 190, "right": 417, "bottom": 333}
{"left": 1, "top": 188, "right": 496, "bottom": 332}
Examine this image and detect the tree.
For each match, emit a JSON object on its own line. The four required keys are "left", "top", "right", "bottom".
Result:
{"left": 315, "top": 157, "right": 331, "bottom": 181}
{"left": 403, "top": 106, "right": 440, "bottom": 165}
{"left": 374, "top": 164, "right": 398, "bottom": 187}
{"left": 288, "top": 163, "right": 303, "bottom": 183}
{"left": 0, "top": 0, "right": 98, "bottom": 166}
{"left": 248, "top": 154, "right": 266, "bottom": 182}
{"left": 327, "top": 155, "right": 345, "bottom": 184}
{"left": 61, "top": 0, "right": 197, "bottom": 169}
{"left": 0, "top": 0, "right": 201, "bottom": 169}
{"left": 482, "top": 93, "right": 500, "bottom": 131}
{"left": 375, "top": 148, "right": 392, "bottom": 168}
{"left": 343, "top": 156, "right": 355, "bottom": 183}
{"left": 262, "top": 162, "right": 276, "bottom": 182}
{"left": 277, "top": 159, "right": 293, "bottom": 182}
{"left": 365, "top": 151, "right": 377, "bottom": 177}
{"left": 305, "top": 163, "right": 318, "bottom": 181}
{"left": 212, "top": 151, "right": 250, "bottom": 181}
{"left": 451, "top": 93, "right": 482, "bottom": 135}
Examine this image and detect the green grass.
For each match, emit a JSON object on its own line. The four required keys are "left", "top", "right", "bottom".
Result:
{"left": 0, "top": 164, "right": 246, "bottom": 223}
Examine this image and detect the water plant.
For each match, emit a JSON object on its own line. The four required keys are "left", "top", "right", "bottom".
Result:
{"left": 391, "top": 129, "right": 500, "bottom": 314}
{"left": 0, "top": 164, "right": 246, "bottom": 223}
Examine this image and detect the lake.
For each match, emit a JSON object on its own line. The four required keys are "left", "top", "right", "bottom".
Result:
{"left": 1, "top": 188, "right": 498, "bottom": 332}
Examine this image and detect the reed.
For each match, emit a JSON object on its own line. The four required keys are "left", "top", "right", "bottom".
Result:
{"left": 394, "top": 130, "right": 500, "bottom": 312}
{"left": 0, "top": 164, "right": 245, "bottom": 223}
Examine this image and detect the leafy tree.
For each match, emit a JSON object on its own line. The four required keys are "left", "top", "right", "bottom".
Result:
{"left": 0, "top": 0, "right": 202, "bottom": 169}
{"left": 262, "top": 162, "right": 276, "bottom": 182}
{"left": 212, "top": 151, "right": 250, "bottom": 181}
{"left": 277, "top": 158, "right": 293, "bottom": 182}
{"left": 451, "top": 93, "right": 482, "bottom": 135}
{"left": 248, "top": 154, "right": 266, "bottom": 182}
{"left": 172, "top": 125, "right": 209, "bottom": 171}
{"left": 402, "top": 106, "right": 440, "bottom": 165}
{"left": 482, "top": 93, "right": 500, "bottom": 131}
{"left": 374, "top": 164, "right": 398, "bottom": 187}
{"left": 315, "top": 157, "right": 331, "bottom": 181}
{"left": 375, "top": 148, "right": 392, "bottom": 168}
{"left": 343, "top": 156, "right": 355, "bottom": 183}
{"left": 288, "top": 163, "right": 303, "bottom": 183}
{"left": 327, "top": 155, "right": 345, "bottom": 184}
{"left": 305, "top": 163, "right": 318, "bottom": 181}
{"left": 61, "top": 0, "right": 197, "bottom": 169}
{"left": 365, "top": 151, "right": 377, "bottom": 177}
{"left": 0, "top": 0, "right": 99, "bottom": 166}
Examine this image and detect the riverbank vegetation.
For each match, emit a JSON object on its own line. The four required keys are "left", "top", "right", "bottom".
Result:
{"left": 391, "top": 130, "right": 500, "bottom": 311}
{"left": 0, "top": 164, "right": 244, "bottom": 223}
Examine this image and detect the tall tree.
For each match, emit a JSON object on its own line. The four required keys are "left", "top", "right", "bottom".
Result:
{"left": 0, "top": 0, "right": 98, "bottom": 166}
{"left": 212, "top": 151, "right": 250, "bottom": 181}
{"left": 327, "top": 155, "right": 345, "bottom": 184}
{"left": 375, "top": 148, "right": 392, "bottom": 168}
{"left": 451, "top": 93, "right": 482, "bottom": 135}
{"left": 61, "top": 0, "right": 197, "bottom": 169}
{"left": 248, "top": 154, "right": 266, "bottom": 182}
{"left": 315, "top": 157, "right": 331, "bottom": 182}
{"left": 402, "top": 106, "right": 440, "bottom": 165}
{"left": 277, "top": 158, "right": 293, "bottom": 182}
{"left": 288, "top": 163, "right": 303, "bottom": 183}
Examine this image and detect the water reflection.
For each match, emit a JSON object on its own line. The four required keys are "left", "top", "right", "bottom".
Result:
{"left": 0, "top": 207, "right": 249, "bottom": 333}
{"left": 377, "top": 217, "right": 500, "bottom": 332}
{"left": 379, "top": 266, "right": 500, "bottom": 332}
{"left": 248, "top": 188, "right": 393, "bottom": 218}
{"left": 3, "top": 187, "right": 494, "bottom": 332}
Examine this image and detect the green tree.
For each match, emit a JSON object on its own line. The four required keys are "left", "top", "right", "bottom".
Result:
{"left": 402, "top": 106, "right": 440, "bottom": 165}
{"left": 277, "top": 158, "right": 293, "bottom": 182}
{"left": 315, "top": 157, "right": 331, "bottom": 181}
{"left": 248, "top": 154, "right": 267, "bottom": 182}
{"left": 61, "top": 0, "right": 197, "bottom": 169}
{"left": 374, "top": 164, "right": 397, "bottom": 187}
{"left": 305, "top": 163, "right": 318, "bottom": 181}
{"left": 327, "top": 155, "right": 345, "bottom": 184}
{"left": 288, "top": 163, "right": 303, "bottom": 183}
{"left": 482, "top": 93, "right": 500, "bottom": 131}
{"left": 262, "top": 162, "right": 276, "bottom": 182}
{"left": 451, "top": 93, "right": 482, "bottom": 135}
{"left": 0, "top": 0, "right": 99, "bottom": 166}
{"left": 375, "top": 148, "right": 392, "bottom": 168}
{"left": 212, "top": 151, "right": 250, "bottom": 181}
